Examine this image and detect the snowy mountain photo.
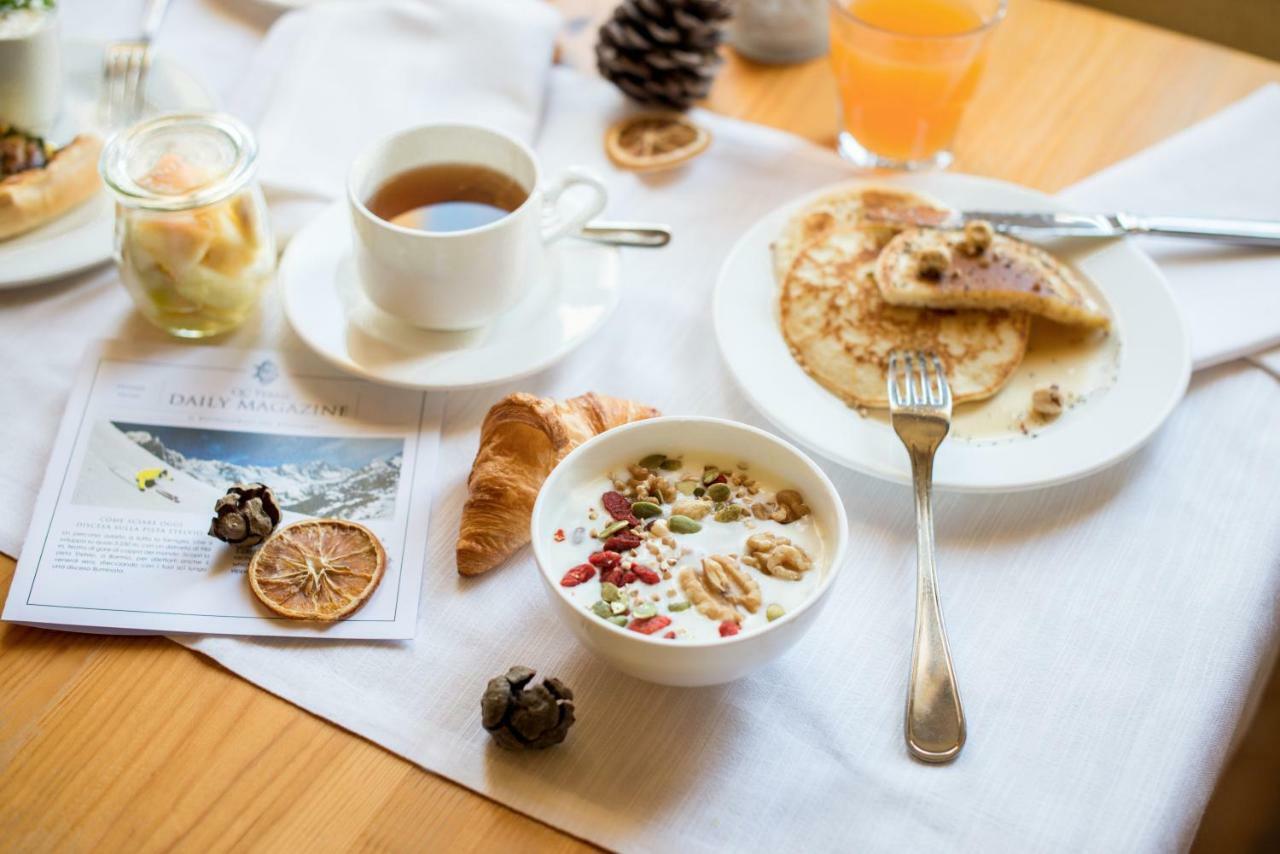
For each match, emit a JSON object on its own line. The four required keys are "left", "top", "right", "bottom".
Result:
{"left": 71, "top": 421, "right": 403, "bottom": 521}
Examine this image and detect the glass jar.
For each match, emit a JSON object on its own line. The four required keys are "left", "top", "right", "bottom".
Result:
{"left": 729, "top": 0, "right": 829, "bottom": 65}
{"left": 100, "top": 113, "right": 274, "bottom": 338}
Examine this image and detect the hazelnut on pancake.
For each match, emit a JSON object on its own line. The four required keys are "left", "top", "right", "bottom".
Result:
{"left": 770, "top": 185, "right": 953, "bottom": 284}
{"left": 780, "top": 229, "right": 1031, "bottom": 409}
{"left": 875, "top": 223, "right": 1111, "bottom": 329}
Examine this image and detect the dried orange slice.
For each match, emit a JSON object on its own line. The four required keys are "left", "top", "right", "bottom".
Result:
{"left": 248, "top": 519, "right": 386, "bottom": 620}
{"left": 605, "top": 113, "right": 711, "bottom": 172}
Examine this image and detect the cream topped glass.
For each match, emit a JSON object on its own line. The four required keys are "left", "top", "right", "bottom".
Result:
{"left": 0, "top": 2, "right": 60, "bottom": 136}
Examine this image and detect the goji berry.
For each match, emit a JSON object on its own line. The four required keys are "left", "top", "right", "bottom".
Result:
{"left": 627, "top": 615, "right": 672, "bottom": 634}
{"left": 553, "top": 528, "right": 565, "bottom": 542}
{"left": 604, "top": 532, "right": 642, "bottom": 552}
{"left": 634, "top": 566, "right": 661, "bottom": 585}
{"left": 709, "top": 474, "right": 728, "bottom": 485}
{"left": 718, "top": 620, "right": 740, "bottom": 637}
{"left": 588, "top": 550, "right": 621, "bottom": 569}
{"left": 601, "top": 491, "right": 636, "bottom": 521}
{"left": 559, "top": 564, "right": 596, "bottom": 587}
{"left": 601, "top": 568, "right": 625, "bottom": 587}
{"left": 662, "top": 630, "right": 677, "bottom": 639}
{"left": 622, "top": 571, "right": 637, "bottom": 584}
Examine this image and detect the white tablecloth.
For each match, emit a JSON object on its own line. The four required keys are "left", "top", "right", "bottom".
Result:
{"left": 3, "top": 3, "right": 1278, "bottom": 852}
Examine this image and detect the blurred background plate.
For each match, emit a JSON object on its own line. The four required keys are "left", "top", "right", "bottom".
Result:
{"left": 0, "top": 39, "right": 216, "bottom": 290}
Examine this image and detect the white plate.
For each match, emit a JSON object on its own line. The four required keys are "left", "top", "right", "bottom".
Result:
{"left": 281, "top": 203, "right": 621, "bottom": 390}
{"left": 0, "top": 39, "right": 216, "bottom": 290}
{"left": 713, "top": 173, "right": 1191, "bottom": 493}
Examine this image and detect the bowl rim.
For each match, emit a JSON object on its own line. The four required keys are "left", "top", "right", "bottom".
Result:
{"left": 530, "top": 415, "right": 850, "bottom": 649}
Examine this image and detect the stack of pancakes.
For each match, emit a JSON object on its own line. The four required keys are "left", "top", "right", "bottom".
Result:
{"left": 771, "top": 187, "right": 1109, "bottom": 409}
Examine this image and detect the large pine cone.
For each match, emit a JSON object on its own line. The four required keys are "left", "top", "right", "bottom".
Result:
{"left": 595, "top": 0, "right": 733, "bottom": 110}
{"left": 208, "top": 483, "right": 281, "bottom": 546}
{"left": 481, "top": 667, "right": 575, "bottom": 750}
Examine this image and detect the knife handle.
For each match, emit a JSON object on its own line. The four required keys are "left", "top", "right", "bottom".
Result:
{"left": 1117, "top": 213, "right": 1280, "bottom": 247}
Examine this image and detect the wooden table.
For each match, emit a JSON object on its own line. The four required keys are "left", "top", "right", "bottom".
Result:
{"left": 3, "top": 1, "right": 1278, "bottom": 849}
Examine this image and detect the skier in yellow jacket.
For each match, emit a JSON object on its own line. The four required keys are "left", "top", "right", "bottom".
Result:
{"left": 134, "top": 467, "right": 170, "bottom": 491}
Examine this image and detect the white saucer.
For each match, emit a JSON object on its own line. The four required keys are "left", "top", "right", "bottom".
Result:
{"left": 0, "top": 39, "right": 217, "bottom": 290}
{"left": 713, "top": 172, "right": 1191, "bottom": 493}
{"left": 281, "top": 203, "right": 621, "bottom": 390}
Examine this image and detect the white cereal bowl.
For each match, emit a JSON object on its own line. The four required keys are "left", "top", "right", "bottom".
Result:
{"left": 530, "top": 416, "right": 849, "bottom": 686}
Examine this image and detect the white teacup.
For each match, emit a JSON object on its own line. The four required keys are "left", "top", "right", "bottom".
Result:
{"left": 347, "top": 124, "right": 607, "bottom": 330}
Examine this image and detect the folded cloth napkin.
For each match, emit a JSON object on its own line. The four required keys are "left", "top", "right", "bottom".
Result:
{"left": 232, "top": 0, "right": 561, "bottom": 239}
{"left": 178, "top": 69, "right": 1280, "bottom": 853}
{"left": 1059, "top": 84, "right": 1280, "bottom": 369}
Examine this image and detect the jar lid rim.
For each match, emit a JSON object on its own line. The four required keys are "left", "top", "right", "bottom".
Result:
{"left": 99, "top": 112, "right": 258, "bottom": 211}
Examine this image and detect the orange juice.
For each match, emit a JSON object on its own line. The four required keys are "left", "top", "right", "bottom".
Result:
{"left": 829, "top": 0, "right": 1002, "bottom": 167}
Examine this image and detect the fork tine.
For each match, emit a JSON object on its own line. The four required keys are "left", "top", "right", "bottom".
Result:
{"left": 110, "top": 50, "right": 128, "bottom": 129}
{"left": 930, "top": 354, "right": 951, "bottom": 406}
{"left": 887, "top": 351, "right": 902, "bottom": 406}
{"left": 907, "top": 351, "right": 923, "bottom": 404}
{"left": 129, "top": 47, "right": 150, "bottom": 122}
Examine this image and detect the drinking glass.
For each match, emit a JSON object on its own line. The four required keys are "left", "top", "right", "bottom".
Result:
{"left": 827, "top": 0, "right": 1006, "bottom": 170}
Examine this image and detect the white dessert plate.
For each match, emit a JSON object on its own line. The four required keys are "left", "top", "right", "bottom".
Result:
{"left": 713, "top": 172, "right": 1191, "bottom": 493}
{"left": 0, "top": 39, "right": 216, "bottom": 290}
{"left": 281, "top": 203, "right": 621, "bottom": 390}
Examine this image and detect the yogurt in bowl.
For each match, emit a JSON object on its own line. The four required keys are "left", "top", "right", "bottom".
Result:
{"left": 531, "top": 416, "right": 849, "bottom": 686}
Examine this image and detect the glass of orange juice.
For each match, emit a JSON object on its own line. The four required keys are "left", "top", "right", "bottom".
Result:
{"left": 828, "top": 0, "right": 1006, "bottom": 170}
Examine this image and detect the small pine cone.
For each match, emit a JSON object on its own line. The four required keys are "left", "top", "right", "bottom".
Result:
{"left": 481, "top": 667, "right": 575, "bottom": 750}
{"left": 596, "top": 0, "right": 733, "bottom": 110}
{"left": 209, "top": 483, "right": 281, "bottom": 546}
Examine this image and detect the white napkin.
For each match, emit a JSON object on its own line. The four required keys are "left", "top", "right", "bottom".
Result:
{"left": 177, "top": 70, "right": 1280, "bottom": 853}
{"left": 232, "top": 0, "right": 561, "bottom": 239}
{"left": 1059, "top": 84, "right": 1280, "bottom": 369}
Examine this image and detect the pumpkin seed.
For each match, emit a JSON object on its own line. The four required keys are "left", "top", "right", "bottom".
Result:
{"left": 601, "top": 582, "right": 621, "bottom": 602}
{"left": 608, "top": 615, "right": 629, "bottom": 626}
{"left": 660, "top": 458, "right": 683, "bottom": 471}
{"left": 693, "top": 486, "right": 706, "bottom": 498}
{"left": 706, "top": 482, "right": 731, "bottom": 502}
{"left": 633, "top": 602, "right": 657, "bottom": 619}
{"left": 598, "top": 519, "right": 630, "bottom": 538}
{"left": 631, "top": 501, "right": 662, "bottom": 518}
{"left": 610, "top": 600, "right": 628, "bottom": 615}
{"left": 667, "top": 514, "right": 702, "bottom": 534}
{"left": 676, "top": 479, "right": 699, "bottom": 495}
{"left": 668, "top": 601, "right": 691, "bottom": 612}
{"left": 701, "top": 466, "right": 720, "bottom": 485}
{"left": 714, "top": 505, "right": 744, "bottom": 523}
{"left": 638, "top": 453, "right": 667, "bottom": 470}
{"left": 766, "top": 603, "right": 785, "bottom": 622}
{"left": 591, "top": 601, "right": 613, "bottom": 619}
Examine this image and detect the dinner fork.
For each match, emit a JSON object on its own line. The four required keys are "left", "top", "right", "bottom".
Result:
{"left": 100, "top": 0, "right": 172, "bottom": 130}
{"left": 887, "top": 350, "right": 966, "bottom": 764}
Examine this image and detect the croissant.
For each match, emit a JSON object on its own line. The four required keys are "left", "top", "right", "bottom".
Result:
{"left": 457, "top": 392, "right": 660, "bottom": 576}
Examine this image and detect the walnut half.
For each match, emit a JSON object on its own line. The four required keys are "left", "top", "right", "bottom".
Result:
{"left": 678, "top": 555, "right": 761, "bottom": 623}
{"left": 741, "top": 532, "right": 813, "bottom": 581}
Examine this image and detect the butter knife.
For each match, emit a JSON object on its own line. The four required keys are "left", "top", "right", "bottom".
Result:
{"left": 868, "top": 209, "right": 1280, "bottom": 248}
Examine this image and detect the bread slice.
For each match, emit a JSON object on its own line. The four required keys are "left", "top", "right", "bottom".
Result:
{"left": 780, "top": 229, "right": 1031, "bottom": 408}
{"left": 770, "top": 185, "right": 952, "bottom": 284}
{"left": 0, "top": 134, "right": 103, "bottom": 240}
{"left": 875, "top": 226, "right": 1110, "bottom": 329}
